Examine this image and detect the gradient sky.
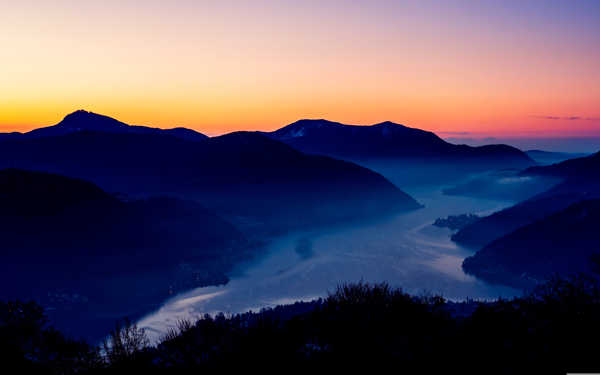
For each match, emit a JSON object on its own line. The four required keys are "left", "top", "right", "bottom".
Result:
{"left": 1, "top": 0, "right": 599, "bottom": 136}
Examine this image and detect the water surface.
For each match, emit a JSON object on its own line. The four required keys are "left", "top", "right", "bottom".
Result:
{"left": 139, "top": 188, "right": 519, "bottom": 342}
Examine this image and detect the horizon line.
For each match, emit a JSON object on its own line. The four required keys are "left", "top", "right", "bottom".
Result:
{"left": 1, "top": 109, "right": 600, "bottom": 139}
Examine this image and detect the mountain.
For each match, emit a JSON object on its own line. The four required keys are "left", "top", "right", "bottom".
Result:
{"left": 0, "top": 110, "right": 208, "bottom": 141}
{"left": 0, "top": 112, "right": 421, "bottom": 232}
{"left": 524, "top": 151, "right": 600, "bottom": 180}
{"left": 0, "top": 169, "right": 244, "bottom": 263}
{"left": 264, "top": 119, "right": 534, "bottom": 166}
{"left": 262, "top": 119, "right": 535, "bottom": 187}
{"left": 0, "top": 168, "right": 251, "bottom": 340}
{"left": 525, "top": 150, "right": 589, "bottom": 165}
{"left": 462, "top": 199, "right": 600, "bottom": 289}
{"left": 452, "top": 151, "right": 600, "bottom": 249}
{"left": 451, "top": 183, "right": 597, "bottom": 249}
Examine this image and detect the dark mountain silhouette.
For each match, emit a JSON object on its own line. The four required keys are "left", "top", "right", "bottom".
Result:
{"left": 0, "top": 169, "right": 252, "bottom": 341}
{"left": 0, "top": 114, "right": 421, "bottom": 232}
{"left": 452, "top": 151, "right": 600, "bottom": 249}
{"left": 0, "top": 169, "right": 244, "bottom": 262}
{"left": 0, "top": 131, "right": 23, "bottom": 141}
{"left": 0, "top": 110, "right": 208, "bottom": 141}
{"left": 264, "top": 119, "right": 533, "bottom": 166}
{"left": 462, "top": 199, "right": 600, "bottom": 289}
{"left": 261, "top": 119, "right": 535, "bottom": 187}
{"left": 451, "top": 183, "right": 597, "bottom": 249}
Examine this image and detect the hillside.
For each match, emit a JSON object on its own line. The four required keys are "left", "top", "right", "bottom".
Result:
{"left": 0, "top": 169, "right": 252, "bottom": 341}
{"left": 453, "top": 151, "right": 600, "bottom": 249}
{"left": 524, "top": 151, "right": 600, "bottom": 180}
{"left": 462, "top": 199, "right": 600, "bottom": 288}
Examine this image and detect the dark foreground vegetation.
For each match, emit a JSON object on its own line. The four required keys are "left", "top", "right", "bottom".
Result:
{"left": 3, "top": 277, "right": 600, "bottom": 374}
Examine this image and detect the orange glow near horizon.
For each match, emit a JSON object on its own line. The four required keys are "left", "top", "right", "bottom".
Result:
{"left": 1, "top": 1, "right": 599, "bottom": 137}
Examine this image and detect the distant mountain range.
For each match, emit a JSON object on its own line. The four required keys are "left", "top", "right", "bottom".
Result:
{"left": 260, "top": 119, "right": 535, "bottom": 186}
{"left": 0, "top": 110, "right": 208, "bottom": 141}
{"left": 0, "top": 113, "right": 536, "bottom": 190}
{"left": 0, "top": 111, "right": 421, "bottom": 232}
{"left": 0, "top": 168, "right": 253, "bottom": 340}
{"left": 263, "top": 119, "right": 534, "bottom": 167}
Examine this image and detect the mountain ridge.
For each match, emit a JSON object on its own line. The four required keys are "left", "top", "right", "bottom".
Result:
{"left": 0, "top": 110, "right": 208, "bottom": 141}
{"left": 0, "top": 113, "right": 422, "bottom": 232}
{"left": 1, "top": 112, "right": 534, "bottom": 168}
{"left": 262, "top": 119, "right": 534, "bottom": 166}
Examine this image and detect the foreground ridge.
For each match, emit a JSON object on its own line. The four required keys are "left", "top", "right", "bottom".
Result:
{"left": 3, "top": 277, "right": 600, "bottom": 373}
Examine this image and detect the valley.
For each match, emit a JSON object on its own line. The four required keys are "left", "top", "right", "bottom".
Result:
{"left": 139, "top": 187, "right": 518, "bottom": 342}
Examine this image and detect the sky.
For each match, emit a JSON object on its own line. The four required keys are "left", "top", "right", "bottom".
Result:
{"left": 1, "top": 0, "right": 599, "bottom": 137}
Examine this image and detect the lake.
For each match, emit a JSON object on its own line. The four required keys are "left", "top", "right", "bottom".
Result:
{"left": 139, "top": 187, "right": 520, "bottom": 342}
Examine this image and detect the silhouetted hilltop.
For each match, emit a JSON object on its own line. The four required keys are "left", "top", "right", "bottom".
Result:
{"left": 0, "top": 169, "right": 252, "bottom": 341}
{"left": 0, "top": 117, "right": 421, "bottom": 231}
{"left": 264, "top": 119, "right": 533, "bottom": 167}
{"left": 463, "top": 199, "right": 600, "bottom": 288}
{"left": 453, "top": 152, "right": 600, "bottom": 248}
{"left": 0, "top": 110, "right": 208, "bottom": 141}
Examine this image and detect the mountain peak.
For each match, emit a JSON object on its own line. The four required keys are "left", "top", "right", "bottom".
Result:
{"left": 289, "top": 119, "right": 344, "bottom": 127}
{"left": 372, "top": 121, "right": 403, "bottom": 127}
{"left": 58, "top": 110, "right": 127, "bottom": 130}
{"left": 18, "top": 110, "right": 208, "bottom": 141}
{"left": 67, "top": 109, "right": 89, "bottom": 116}
{"left": 270, "top": 119, "right": 346, "bottom": 139}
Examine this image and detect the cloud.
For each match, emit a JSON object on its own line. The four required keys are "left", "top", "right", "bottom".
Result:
{"left": 532, "top": 115, "right": 599, "bottom": 121}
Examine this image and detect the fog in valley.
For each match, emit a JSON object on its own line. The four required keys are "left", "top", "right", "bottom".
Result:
{"left": 139, "top": 182, "right": 522, "bottom": 342}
